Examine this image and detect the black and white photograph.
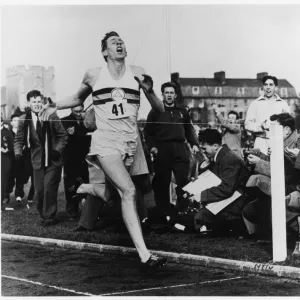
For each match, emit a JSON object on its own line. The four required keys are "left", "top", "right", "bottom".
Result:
{"left": 1, "top": 1, "right": 300, "bottom": 296}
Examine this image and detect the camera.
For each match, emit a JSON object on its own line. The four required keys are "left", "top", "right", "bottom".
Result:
{"left": 242, "top": 148, "right": 251, "bottom": 164}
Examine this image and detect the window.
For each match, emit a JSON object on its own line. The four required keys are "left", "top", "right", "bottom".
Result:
{"left": 192, "top": 86, "right": 200, "bottom": 95}
{"left": 280, "top": 88, "right": 288, "bottom": 97}
{"left": 215, "top": 87, "right": 222, "bottom": 95}
{"left": 237, "top": 87, "right": 245, "bottom": 95}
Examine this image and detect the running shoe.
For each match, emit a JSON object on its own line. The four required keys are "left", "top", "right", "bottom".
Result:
{"left": 139, "top": 255, "right": 167, "bottom": 274}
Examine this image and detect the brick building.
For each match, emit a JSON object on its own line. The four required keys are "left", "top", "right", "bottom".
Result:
{"left": 3, "top": 65, "right": 56, "bottom": 118}
{"left": 171, "top": 71, "right": 300, "bottom": 129}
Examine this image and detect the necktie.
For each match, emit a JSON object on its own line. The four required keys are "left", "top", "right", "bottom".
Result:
{"left": 35, "top": 113, "right": 43, "bottom": 141}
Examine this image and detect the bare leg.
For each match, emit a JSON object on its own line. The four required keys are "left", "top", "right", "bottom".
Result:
{"left": 95, "top": 154, "right": 151, "bottom": 263}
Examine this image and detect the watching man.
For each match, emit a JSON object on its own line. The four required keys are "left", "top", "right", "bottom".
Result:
{"left": 213, "top": 106, "right": 242, "bottom": 158}
{"left": 14, "top": 90, "right": 68, "bottom": 226}
{"left": 245, "top": 75, "right": 290, "bottom": 154}
{"left": 190, "top": 129, "right": 250, "bottom": 235}
{"left": 61, "top": 105, "right": 91, "bottom": 221}
{"left": 144, "top": 81, "right": 200, "bottom": 220}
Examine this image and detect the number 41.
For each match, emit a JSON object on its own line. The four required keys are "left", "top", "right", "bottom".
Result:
{"left": 112, "top": 103, "right": 124, "bottom": 116}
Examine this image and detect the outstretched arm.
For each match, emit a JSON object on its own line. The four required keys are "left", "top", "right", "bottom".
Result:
{"left": 133, "top": 67, "right": 164, "bottom": 113}
{"left": 39, "top": 70, "right": 96, "bottom": 120}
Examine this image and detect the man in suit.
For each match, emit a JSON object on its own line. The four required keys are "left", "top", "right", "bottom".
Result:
{"left": 61, "top": 105, "right": 91, "bottom": 220}
{"left": 189, "top": 129, "right": 250, "bottom": 235}
{"left": 14, "top": 90, "right": 68, "bottom": 226}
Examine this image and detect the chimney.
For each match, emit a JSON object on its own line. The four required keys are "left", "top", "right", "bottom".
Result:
{"left": 171, "top": 72, "right": 180, "bottom": 84}
{"left": 257, "top": 72, "right": 268, "bottom": 81}
{"left": 214, "top": 71, "right": 226, "bottom": 85}
{"left": 171, "top": 72, "right": 182, "bottom": 103}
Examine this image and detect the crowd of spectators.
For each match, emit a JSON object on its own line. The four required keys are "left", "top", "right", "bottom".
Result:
{"left": 1, "top": 75, "right": 300, "bottom": 244}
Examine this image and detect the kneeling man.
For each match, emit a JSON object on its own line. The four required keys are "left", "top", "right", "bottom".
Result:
{"left": 190, "top": 129, "right": 250, "bottom": 234}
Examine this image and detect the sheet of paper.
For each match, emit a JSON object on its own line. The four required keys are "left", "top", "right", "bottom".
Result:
{"left": 182, "top": 170, "right": 221, "bottom": 195}
{"left": 206, "top": 190, "right": 241, "bottom": 215}
{"left": 182, "top": 169, "right": 241, "bottom": 215}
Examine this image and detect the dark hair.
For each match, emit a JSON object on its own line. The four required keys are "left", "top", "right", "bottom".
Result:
{"left": 10, "top": 113, "right": 20, "bottom": 121}
{"left": 198, "top": 129, "right": 222, "bottom": 145}
{"left": 161, "top": 81, "right": 177, "bottom": 94}
{"left": 227, "top": 110, "right": 239, "bottom": 120}
{"left": 101, "top": 31, "right": 120, "bottom": 62}
{"left": 262, "top": 75, "right": 278, "bottom": 86}
{"left": 26, "top": 90, "right": 42, "bottom": 101}
{"left": 270, "top": 113, "right": 295, "bottom": 131}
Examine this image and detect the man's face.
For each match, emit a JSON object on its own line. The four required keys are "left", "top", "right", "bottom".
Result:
{"left": 200, "top": 142, "right": 218, "bottom": 159}
{"left": 162, "top": 87, "right": 177, "bottom": 106}
{"left": 28, "top": 96, "right": 43, "bottom": 113}
{"left": 228, "top": 113, "right": 237, "bottom": 124}
{"left": 263, "top": 79, "right": 277, "bottom": 98}
{"left": 103, "top": 36, "right": 127, "bottom": 61}
{"left": 72, "top": 106, "right": 84, "bottom": 120}
{"left": 11, "top": 116, "right": 19, "bottom": 129}
{"left": 271, "top": 119, "right": 291, "bottom": 140}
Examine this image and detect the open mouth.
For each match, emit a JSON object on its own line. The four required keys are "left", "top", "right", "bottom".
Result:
{"left": 116, "top": 47, "right": 123, "bottom": 53}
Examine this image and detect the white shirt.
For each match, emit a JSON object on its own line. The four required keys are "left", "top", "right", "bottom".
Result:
{"left": 245, "top": 94, "right": 290, "bottom": 134}
{"left": 214, "top": 146, "right": 223, "bottom": 163}
{"left": 31, "top": 112, "right": 38, "bottom": 130}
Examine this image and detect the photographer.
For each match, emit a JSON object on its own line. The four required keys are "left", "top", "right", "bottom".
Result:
{"left": 243, "top": 113, "right": 300, "bottom": 238}
{"left": 187, "top": 129, "right": 250, "bottom": 236}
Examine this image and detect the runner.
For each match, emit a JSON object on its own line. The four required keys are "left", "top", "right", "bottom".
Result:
{"left": 40, "top": 31, "right": 166, "bottom": 273}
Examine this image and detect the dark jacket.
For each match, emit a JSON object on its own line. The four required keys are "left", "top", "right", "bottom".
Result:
{"left": 201, "top": 144, "right": 250, "bottom": 205}
{"left": 144, "top": 103, "right": 199, "bottom": 150}
{"left": 61, "top": 113, "right": 91, "bottom": 163}
{"left": 1, "top": 125, "right": 14, "bottom": 159}
{"left": 14, "top": 112, "right": 68, "bottom": 170}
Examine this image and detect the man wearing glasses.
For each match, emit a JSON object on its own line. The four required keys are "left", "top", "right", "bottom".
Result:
{"left": 61, "top": 105, "right": 91, "bottom": 220}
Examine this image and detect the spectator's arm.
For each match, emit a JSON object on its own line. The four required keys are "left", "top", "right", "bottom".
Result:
{"left": 14, "top": 117, "right": 25, "bottom": 156}
{"left": 51, "top": 114, "right": 68, "bottom": 154}
{"left": 254, "top": 159, "right": 271, "bottom": 177}
{"left": 184, "top": 110, "right": 199, "bottom": 147}
{"left": 216, "top": 113, "right": 241, "bottom": 133}
{"left": 83, "top": 108, "right": 97, "bottom": 131}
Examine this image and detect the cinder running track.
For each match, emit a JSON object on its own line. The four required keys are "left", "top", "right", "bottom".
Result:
{"left": 1, "top": 241, "right": 300, "bottom": 296}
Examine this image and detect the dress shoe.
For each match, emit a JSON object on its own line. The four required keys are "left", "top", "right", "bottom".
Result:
{"left": 73, "top": 225, "right": 92, "bottom": 233}
{"left": 42, "top": 218, "right": 59, "bottom": 227}
{"left": 69, "top": 178, "right": 86, "bottom": 199}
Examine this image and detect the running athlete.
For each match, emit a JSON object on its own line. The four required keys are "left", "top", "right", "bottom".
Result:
{"left": 40, "top": 31, "right": 166, "bottom": 273}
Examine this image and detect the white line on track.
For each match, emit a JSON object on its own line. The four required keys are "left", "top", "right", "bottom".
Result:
{"left": 99, "top": 276, "right": 244, "bottom": 296}
{"left": 2, "top": 275, "right": 96, "bottom": 296}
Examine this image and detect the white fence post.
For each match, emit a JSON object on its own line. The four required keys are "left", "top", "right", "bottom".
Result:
{"left": 270, "top": 124, "right": 287, "bottom": 262}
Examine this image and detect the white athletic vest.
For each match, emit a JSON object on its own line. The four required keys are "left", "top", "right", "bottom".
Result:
{"left": 91, "top": 65, "right": 140, "bottom": 135}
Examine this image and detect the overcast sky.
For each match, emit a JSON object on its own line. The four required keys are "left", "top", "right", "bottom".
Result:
{"left": 1, "top": 4, "right": 300, "bottom": 118}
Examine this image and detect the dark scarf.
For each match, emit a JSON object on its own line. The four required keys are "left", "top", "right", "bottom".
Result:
{"left": 23, "top": 110, "right": 52, "bottom": 167}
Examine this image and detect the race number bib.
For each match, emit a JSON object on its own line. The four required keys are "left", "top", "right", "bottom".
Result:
{"left": 107, "top": 99, "right": 130, "bottom": 119}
